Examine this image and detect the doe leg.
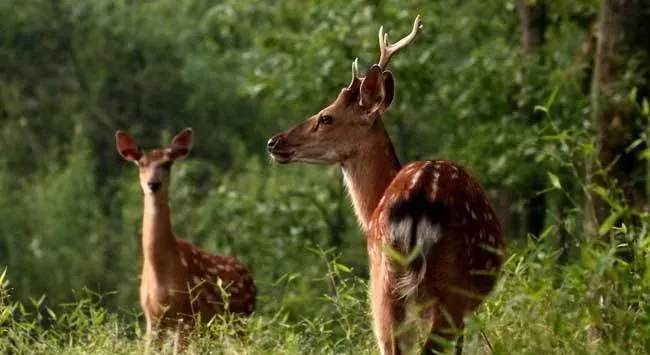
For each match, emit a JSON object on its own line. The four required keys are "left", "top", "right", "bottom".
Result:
{"left": 173, "top": 320, "right": 191, "bottom": 355}
{"left": 144, "top": 316, "right": 163, "bottom": 355}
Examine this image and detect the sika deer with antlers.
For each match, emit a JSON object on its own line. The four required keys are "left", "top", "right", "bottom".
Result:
{"left": 116, "top": 128, "right": 256, "bottom": 354}
{"left": 267, "top": 16, "right": 504, "bottom": 354}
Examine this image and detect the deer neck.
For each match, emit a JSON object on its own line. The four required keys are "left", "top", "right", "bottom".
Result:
{"left": 141, "top": 194, "right": 176, "bottom": 268}
{"left": 341, "top": 120, "right": 401, "bottom": 231}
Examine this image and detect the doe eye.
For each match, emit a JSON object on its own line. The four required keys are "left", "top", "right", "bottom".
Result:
{"left": 318, "top": 115, "right": 334, "bottom": 125}
{"left": 160, "top": 161, "right": 172, "bottom": 170}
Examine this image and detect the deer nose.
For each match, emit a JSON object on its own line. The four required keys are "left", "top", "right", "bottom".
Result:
{"left": 267, "top": 135, "right": 280, "bottom": 151}
{"left": 147, "top": 181, "right": 161, "bottom": 192}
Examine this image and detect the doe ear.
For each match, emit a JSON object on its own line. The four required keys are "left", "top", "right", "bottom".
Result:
{"left": 359, "top": 65, "right": 393, "bottom": 118}
{"left": 167, "top": 128, "right": 193, "bottom": 160}
{"left": 115, "top": 131, "right": 141, "bottom": 162}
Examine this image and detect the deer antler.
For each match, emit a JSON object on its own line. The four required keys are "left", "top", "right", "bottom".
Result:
{"left": 348, "top": 58, "right": 361, "bottom": 89}
{"left": 378, "top": 15, "right": 422, "bottom": 71}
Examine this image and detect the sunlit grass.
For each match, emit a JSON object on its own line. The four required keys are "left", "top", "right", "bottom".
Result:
{"left": 2, "top": 233, "right": 649, "bottom": 354}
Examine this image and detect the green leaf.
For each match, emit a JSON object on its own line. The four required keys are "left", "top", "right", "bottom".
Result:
{"left": 640, "top": 148, "right": 650, "bottom": 160}
{"left": 46, "top": 307, "right": 57, "bottom": 321}
{"left": 598, "top": 211, "right": 622, "bottom": 236}
{"left": 547, "top": 171, "right": 561, "bottom": 189}
{"left": 629, "top": 87, "right": 638, "bottom": 103}
{"left": 534, "top": 105, "right": 548, "bottom": 114}
{"left": 545, "top": 86, "right": 560, "bottom": 110}
{"left": 334, "top": 262, "right": 351, "bottom": 273}
{"left": 642, "top": 98, "right": 649, "bottom": 117}
{"left": 626, "top": 138, "right": 644, "bottom": 153}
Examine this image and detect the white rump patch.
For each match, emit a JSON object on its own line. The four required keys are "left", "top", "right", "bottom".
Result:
{"left": 417, "top": 218, "right": 442, "bottom": 247}
{"left": 393, "top": 217, "right": 442, "bottom": 299}
{"left": 390, "top": 216, "right": 413, "bottom": 249}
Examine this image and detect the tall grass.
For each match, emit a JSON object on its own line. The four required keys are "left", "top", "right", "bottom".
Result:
{"left": 2, "top": 224, "right": 649, "bottom": 355}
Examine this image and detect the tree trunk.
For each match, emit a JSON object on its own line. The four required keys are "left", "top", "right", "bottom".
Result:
{"left": 508, "top": 0, "right": 547, "bottom": 238}
{"left": 516, "top": 0, "right": 547, "bottom": 55}
{"left": 588, "top": 0, "right": 650, "bottom": 233}
{"left": 587, "top": 1, "right": 650, "bottom": 349}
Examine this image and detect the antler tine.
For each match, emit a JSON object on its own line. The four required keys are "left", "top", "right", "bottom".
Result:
{"left": 378, "top": 15, "right": 423, "bottom": 71}
{"left": 347, "top": 58, "right": 361, "bottom": 89}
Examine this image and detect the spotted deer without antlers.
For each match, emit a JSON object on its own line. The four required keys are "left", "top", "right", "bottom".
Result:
{"left": 267, "top": 16, "right": 504, "bottom": 355}
{"left": 116, "top": 128, "right": 256, "bottom": 354}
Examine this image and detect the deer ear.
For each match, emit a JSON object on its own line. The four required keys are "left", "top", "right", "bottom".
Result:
{"left": 359, "top": 65, "right": 393, "bottom": 118}
{"left": 115, "top": 131, "right": 141, "bottom": 162}
{"left": 167, "top": 128, "right": 193, "bottom": 160}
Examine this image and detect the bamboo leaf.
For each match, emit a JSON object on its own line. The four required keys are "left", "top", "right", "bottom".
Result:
{"left": 547, "top": 171, "right": 561, "bottom": 189}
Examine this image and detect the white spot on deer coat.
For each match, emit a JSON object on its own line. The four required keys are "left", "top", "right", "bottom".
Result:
{"left": 180, "top": 256, "right": 188, "bottom": 267}
{"left": 432, "top": 171, "right": 440, "bottom": 199}
{"left": 409, "top": 169, "right": 424, "bottom": 190}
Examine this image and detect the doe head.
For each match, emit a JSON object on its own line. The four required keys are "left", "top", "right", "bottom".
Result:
{"left": 115, "top": 128, "right": 193, "bottom": 196}
{"left": 267, "top": 16, "right": 421, "bottom": 166}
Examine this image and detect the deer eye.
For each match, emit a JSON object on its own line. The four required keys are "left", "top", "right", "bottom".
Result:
{"left": 318, "top": 115, "right": 334, "bottom": 125}
{"left": 160, "top": 161, "right": 172, "bottom": 170}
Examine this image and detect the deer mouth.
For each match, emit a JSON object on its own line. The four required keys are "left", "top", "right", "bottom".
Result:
{"left": 269, "top": 150, "right": 295, "bottom": 164}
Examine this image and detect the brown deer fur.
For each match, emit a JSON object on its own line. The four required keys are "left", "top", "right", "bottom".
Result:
{"left": 116, "top": 128, "right": 255, "bottom": 354}
{"left": 267, "top": 16, "right": 504, "bottom": 355}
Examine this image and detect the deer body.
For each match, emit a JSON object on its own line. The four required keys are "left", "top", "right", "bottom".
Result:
{"left": 366, "top": 160, "right": 502, "bottom": 353}
{"left": 117, "top": 129, "right": 255, "bottom": 353}
{"left": 268, "top": 16, "right": 503, "bottom": 354}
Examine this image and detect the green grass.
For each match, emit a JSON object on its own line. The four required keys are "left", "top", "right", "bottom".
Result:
{"left": 2, "top": 233, "right": 650, "bottom": 355}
